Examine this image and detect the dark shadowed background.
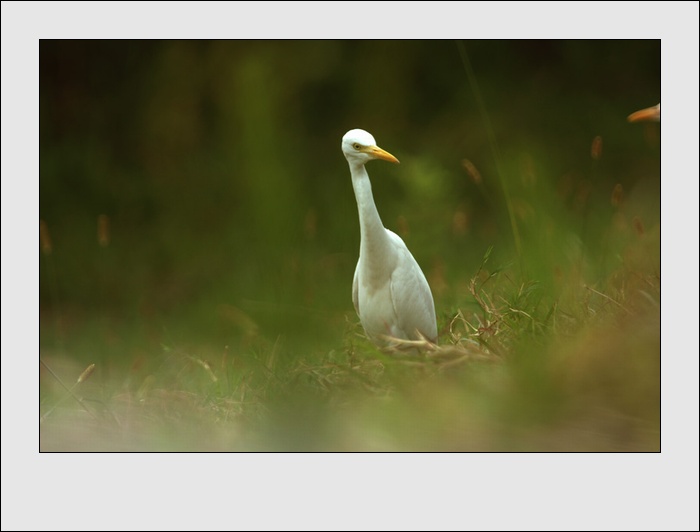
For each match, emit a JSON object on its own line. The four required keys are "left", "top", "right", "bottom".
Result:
{"left": 40, "top": 39, "right": 660, "bottom": 352}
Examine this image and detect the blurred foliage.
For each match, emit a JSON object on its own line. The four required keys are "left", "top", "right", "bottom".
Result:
{"left": 39, "top": 40, "right": 660, "bottom": 451}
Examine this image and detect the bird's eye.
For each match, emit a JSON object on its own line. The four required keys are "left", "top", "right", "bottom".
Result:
{"left": 353, "top": 143, "right": 361, "bottom": 150}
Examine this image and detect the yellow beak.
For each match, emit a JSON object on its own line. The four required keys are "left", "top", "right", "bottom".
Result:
{"left": 627, "top": 104, "right": 660, "bottom": 123}
{"left": 368, "top": 145, "right": 400, "bottom": 164}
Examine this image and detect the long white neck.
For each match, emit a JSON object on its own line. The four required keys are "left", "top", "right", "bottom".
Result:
{"left": 349, "top": 161, "right": 396, "bottom": 273}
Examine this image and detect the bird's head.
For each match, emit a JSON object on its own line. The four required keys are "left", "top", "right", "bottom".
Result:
{"left": 342, "top": 129, "right": 400, "bottom": 165}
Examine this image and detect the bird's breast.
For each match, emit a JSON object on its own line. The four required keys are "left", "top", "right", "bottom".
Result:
{"left": 354, "top": 273, "right": 398, "bottom": 342}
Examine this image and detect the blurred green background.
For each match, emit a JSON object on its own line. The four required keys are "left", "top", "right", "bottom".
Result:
{"left": 39, "top": 40, "right": 660, "bottom": 451}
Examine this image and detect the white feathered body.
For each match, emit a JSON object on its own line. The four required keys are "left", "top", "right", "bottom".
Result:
{"left": 342, "top": 128, "right": 437, "bottom": 347}
{"left": 353, "top": 229, "right": 437, "bottom": 344}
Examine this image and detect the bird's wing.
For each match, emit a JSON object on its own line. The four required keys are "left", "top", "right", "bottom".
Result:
{"left": 352, "top": 261, "right": 360, "bottom": 316}
{"left": 386, "top": 231, "right": 438, "bottom": 342}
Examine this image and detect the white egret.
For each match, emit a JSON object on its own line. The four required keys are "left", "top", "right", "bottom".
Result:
{"left": 627, "top": 103, "right": 660, "bottom": 122}
{"left": 341, "top": 129, "right": 437, "bottom": 348}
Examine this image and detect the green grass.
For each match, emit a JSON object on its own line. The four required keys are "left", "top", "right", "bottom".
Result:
{"left": 39, "top": 228, "right": 660, "bottom": 451}
{"left": 37, "top": 40, "right": 661, "bottom": 452}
